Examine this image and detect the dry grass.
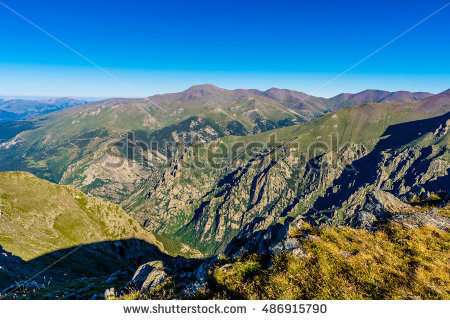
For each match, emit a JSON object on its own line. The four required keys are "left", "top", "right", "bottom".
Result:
{"left": 204, "top": 222, "right": 449, "bottom": 300}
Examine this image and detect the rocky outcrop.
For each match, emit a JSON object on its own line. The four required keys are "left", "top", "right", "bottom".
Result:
{"left": 131, "top": 112, "right": 449, "bottom": 256}
{"left": 352, "top": 189, "right": 413, "bottom": 229}
{"left": 126, "top": 261, "right": 169, "bottom": 292}
{"left": 392, "top": 209, "right": 450, "bottom": 231}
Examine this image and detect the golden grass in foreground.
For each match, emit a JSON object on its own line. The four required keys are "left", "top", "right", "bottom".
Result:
{"left": 117, "top": 222, "right": 449, "bottom": 300}
{"left": 207, "top": 223, "right": 449, "bottom": 299}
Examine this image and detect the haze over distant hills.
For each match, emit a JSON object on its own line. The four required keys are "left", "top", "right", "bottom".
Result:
{"left": 0, "top": 85, "right": 434, "bottom": 200}
{"left": 77, "top": 84, "right": 433, "bottom": 120}
{"left": 0, "top": 85, "right": 432, "bottom": 124}
{"left": 0, "top": 97, "right": 90, "bottom": 123}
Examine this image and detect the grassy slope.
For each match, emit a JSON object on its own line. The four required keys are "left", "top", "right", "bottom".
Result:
{"left": 127, "top": 91, "right": 449, "bottom": 254}
{"left": 121, "top": 221, "right": 449, "bottom": 300}
{"left": 0, "top": 87, "right": 301, "bottom": 185}
{"left": 222, "top": 96, "right": 449, "bottom": 152}
{"left": 0, "top": 171, "right": 199, "bottom": 260}
{"left": 206, "top": 222, "right": 449, "bottom": 299}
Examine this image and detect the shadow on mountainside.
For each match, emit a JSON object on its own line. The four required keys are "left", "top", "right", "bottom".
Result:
{"left": 304, "top": 112, "right": 450, "bottom": 223}
{"left": 0, "top": 238, "right": 174, "bottom": 290}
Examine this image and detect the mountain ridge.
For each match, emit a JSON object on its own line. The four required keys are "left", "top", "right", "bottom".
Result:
{"left": 127, "top": 89, "right": 449, "bottom": 254}
{"left": 0, "top": 97, "right": 89, "bottom": 123}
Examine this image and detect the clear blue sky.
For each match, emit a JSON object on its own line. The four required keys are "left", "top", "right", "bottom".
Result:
{"left": 0, "top": 0, "right": 449, "bottom": 97}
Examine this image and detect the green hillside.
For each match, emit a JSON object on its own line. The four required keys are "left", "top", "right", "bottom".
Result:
{"left": 0, "top": 171, "right": 201, "bottom": 261}
{"left": 0, "top": 86, "right": 433, "bottom": 206}
{"left": 128, "top": 90, "right": 450, "bottom": 255}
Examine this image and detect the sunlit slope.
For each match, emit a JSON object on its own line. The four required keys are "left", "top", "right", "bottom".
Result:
{"left": 0, "top": 171, "right": 200, "bottom": 260}
{"left": 128, "top": 90, "right": 450, "bottom": 254}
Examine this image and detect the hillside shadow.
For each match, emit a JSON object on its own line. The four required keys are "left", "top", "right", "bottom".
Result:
{"left": 304, "top": 112, "right": 450, "bottom": 222}
{"left": 0, "top": 118, "right": 43, "bottom": 143}
{"left": 224, "top": 217, "right": 295, "bottom": 256}
{"left": 0, "top": 245, "right": 28, "bottom": 288}
{"left": 0, "top": 238, "right": 177, "bottom": 290}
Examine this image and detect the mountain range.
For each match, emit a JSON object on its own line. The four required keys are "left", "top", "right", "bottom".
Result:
{"left": 0, "top": 85, "right": 448, "bottom": 299}
{"left": 0, "top": 85, "right": 434, "bottom": 199}
{"left": 0, "top": 97, "right": 89, "bottom": 123}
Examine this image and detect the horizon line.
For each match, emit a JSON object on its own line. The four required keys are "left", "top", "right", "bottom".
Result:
{"left": 1, "top": 84, "right": 445, "bottom": 101}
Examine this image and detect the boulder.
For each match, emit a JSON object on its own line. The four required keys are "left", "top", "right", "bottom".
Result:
{"left": 353, "top": 189, "right": 413, "bottom": 229}
{"left": 193, "top": 261, "right": 211, "bottom": 281}
{"left": 218, "top": 263, "right": 234, "bottom": 273}
{"left": 268, "top": 237, "right": 305, "bottom": 256}
{"left": 127, "top": 260, "right": 168, "bottom": 292}
{"left": 364, "top": 189, "right": 413, "bottom": 216}
{"left": 392, "top": 209, "right": 450, "bottom": 231}
{"left": 180, "top": 280, "right": 206, "bottom": 298}
{"left": 104, "top": 287, "right": 115, "bottom": 299}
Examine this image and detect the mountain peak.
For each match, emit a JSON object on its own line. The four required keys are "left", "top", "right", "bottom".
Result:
{"left": 184, "top": 84, "right": 225, "bottom": 93}
{"left": 180, "top": 84, "right": 227, "bottom": 101}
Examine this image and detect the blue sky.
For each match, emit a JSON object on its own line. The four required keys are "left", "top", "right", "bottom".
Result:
{"left": 0, "top": 0, "right": 449, "bottom": 97}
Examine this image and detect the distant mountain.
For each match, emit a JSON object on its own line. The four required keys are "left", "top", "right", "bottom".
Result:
{"left": 327, "top": 89, "right": 432, "bottom": 110}
{"left": 71, "top": 85, "right": 432, "bottom": 122}
{"left": 0, "top": 86, "right": 447, "bottom": 300}
{"left": 0, "top": 85, "right": 436, "bottom": 209}
{"left": 0, "top": 85, "right": 307, "bottom": 203}
{"left": 248, "top": 88, "right": 330, "bottom": 118}
{"left": 128, "top": 89, "right": 449, "bottom": 254}
{"left": 0, "top": 110, "right": 21, "bottom": 122}
{"left": 250, "top": 88, "right": 433, "bottom": 115}
{"left": 0, "top": 97, "right": 89, "bottom": 122}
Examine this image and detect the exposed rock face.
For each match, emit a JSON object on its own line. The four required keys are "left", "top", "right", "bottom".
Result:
{"left": 127, "top": 261, "right": 169, "bottom": 292}
{"left": 392, "top": 210, "right": 450, "bottom": 231}
{"left": 352, "top": 189, "right": 413, "bottom": 229}
{"left": 131, "top": 103, "right": 449, "bottom": 255}
{"left": 366, "top": 189, "right": 413, "bottom": 214}
{"left": 130, "top": 142, "right": 369, "bottom": 255}
{"left": 268, "top": 237, "right": 306, "bottom": 257}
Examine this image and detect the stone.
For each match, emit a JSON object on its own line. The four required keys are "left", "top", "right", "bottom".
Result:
{"left": 218, "top": 263, "right": 234, "bottom": 273}
{"left": 353, "top": 189, "right": 414, "bottom": 229}
{"left": 180, "top": 280, "right": 206, "bottom": 298}
{"left": 392, "top": 210, "right": 450, "bottom": 231}
{"left": 292, "top": 247, "right": 307, "bottom": 258}
{"left": 268, "top": 238, "right": 303, "bottom": 255}
{"left": 127, "top": 260, "right": 168, "bottom": 292}
{"left": 104, "top": 287, "right": 115, "bottom": 299}
{"left": 339, "top": 251, "right": 353, "bottom": 258}
{"left": 141, "top": 269, "right": 167, "bottom": 292}
{"left": 193, "top": 261, "right": 211, "bottom": 281}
